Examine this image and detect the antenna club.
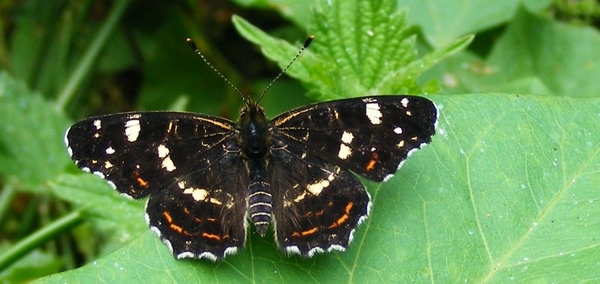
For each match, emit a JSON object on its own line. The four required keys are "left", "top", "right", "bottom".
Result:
{"left": 304, "top": 36, "right": 314, "bottom": 48}
{"left": 186, "top": 38, "right": 199, "bottom": 51}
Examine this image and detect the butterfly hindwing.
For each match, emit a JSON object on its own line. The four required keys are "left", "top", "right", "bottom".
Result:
{"left": 269, "top": 138, "right": 371, "bottom": 257}
{"left": 145, "top": 140, "right": 248, "bottom": 260}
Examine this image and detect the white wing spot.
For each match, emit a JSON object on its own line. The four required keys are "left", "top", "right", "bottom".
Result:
{"left": 397, "top": 140, "right": 405, "bottom": 148}
{"left": 157, "top": 144, "right": 176, "bottom": 172}
{"left": 285, "top": 246, "right": 302, "bottom": 256}
{"left": 394, "top": 127, "right": 402, "bottom": 134}
{"left": 401, "top": 97, "right": 409, "bottom": 108}
{"left": 92, "top": 171, "right": 105, "bottom": 179}
{"left": 224, "top": 247, "right": 238, "bottom": 256}
{"left": 307, "top": 180, "right": 329, "bottom": 196}
{"left": 341, "top": 131, "right": 354, "bottom": 143}
{"left": 105, "top": 147, "right": 115, "bottom": 155}
{"left": 209, "top": 198, "right": 223, "bottom": 205}
{"left": 338, "top": 144, "right": 352, "bottom": 160}
{"left": 150, "top": 225, "right": 163, "bottom": 238}
{"left": 104, "top": 161, "right": 113, "bottom": 169}
{"left": 157, "top": 144, "right": 169, "bottom": 157}
{"left": 293, "top": 191, "right": 307, "bottom": 202}
{"left": 181, "top": 187, "right": 224, "bottom": 205}
{"left": 365, "top": 102, "right": 382, "bottom": 125}
{"left": 307, "top": 247, "right": 324, "bottom": 257}
{"left": 93, "top": 119, "right": 102, "bottom": 130}
{"left": 184, "top": 187, "right": 209, "bottom": 201}
{"left": 179, "top": 251, "right": 200, "bottom": 260}
{"left": 162, "top": 156, "right": 177, "bottom": 172}
{"left": 124, "top": 119, "right": 141, "bottom": 142}
{"left": 306, "top": 173, "right": 335, "bottom": 196}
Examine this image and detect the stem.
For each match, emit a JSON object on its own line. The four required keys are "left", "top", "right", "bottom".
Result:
{"left": 54, "top": 0, "right": 132, "bottom": 111}
{"left": 0, "top": 183, "right": 17, "bottom": 228}
{"left": 0, "top": 210, "right": 84, "bottom": 271}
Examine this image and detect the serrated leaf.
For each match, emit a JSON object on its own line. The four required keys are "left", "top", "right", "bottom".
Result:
{"left": 0, "top": 72, "right": 72, "bottom": 189}
{"left": 38, "top": 93, "right": 600, "bottom": 282}
{"left": 231, "top": 0, "right": 317, "bottom": 27}
{"left": 401, "top": 0, "right": 552, "bottom": 47}
{"left": 234, "top": 0, "right": 471, "bottom": 101}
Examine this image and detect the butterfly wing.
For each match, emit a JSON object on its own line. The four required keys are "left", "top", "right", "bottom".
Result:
{"left": 269, "top": 95, "right": 437, "bottom": 256}
{"left": 65, "top": 112, "right": 248, "bottom": 261}
{"left": 269, "top": 140, "right": 371, "bottom": 257}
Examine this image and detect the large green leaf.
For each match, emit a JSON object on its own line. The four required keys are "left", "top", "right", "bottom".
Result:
{"left": 39, "top": 93, "right": 600, "bottom": 282}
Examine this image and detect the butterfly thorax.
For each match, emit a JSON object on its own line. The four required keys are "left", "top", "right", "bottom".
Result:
{"left": 239, "top": 103, "right": 270, "bottom": 158}
{"left": 239, "top": 102, "right": 273, "bottom": 236}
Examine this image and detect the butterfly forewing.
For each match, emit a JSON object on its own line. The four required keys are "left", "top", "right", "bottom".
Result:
{"left": 272, "top": 95, "right": 438, "bottom": 181}
{"left": 66, "top": 112, "right": 237, "bottom": 197}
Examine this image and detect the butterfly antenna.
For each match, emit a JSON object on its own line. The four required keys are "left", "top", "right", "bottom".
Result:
{"left": 186, "top": 38, "right": 249, "bottom": 105}
{"left": 255, "top": 35, "right": 314, "bottom": 104}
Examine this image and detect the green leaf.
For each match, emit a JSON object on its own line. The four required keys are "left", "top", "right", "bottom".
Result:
{"left": 0, "top": 245, "right": 63, "bottom": 283}
{"left": 0, "top": 72, "right": 71, "bottom": 189}
{"left": 39, "top": 93, "right": 600, "bottom": 282}
{"left": 50, "top": 174, "right": 144, "bottom": 227}
{"left": 137, "top": 10, "right": 230, "bottom": 115}
{"left": 51, "top": 173, "right": 145, "bottom": 239}
{"left": 231, "top": 0, "right": 317, "bottom": 27}
{"left": 49, "top": 173, "right": 147, "bottom": 259}
{"left": 423, "top": 8, "right": 600, "bottom": 97}
{"left": 485, "top": 8, "right": 600, "bottom": 97}
{"left": 401, "top": 0, "right": 552, "bottom": 47}
{"left": 233, "top": 0, "right": 472, "bottom": 101}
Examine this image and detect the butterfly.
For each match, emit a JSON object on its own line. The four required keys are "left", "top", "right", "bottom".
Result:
{"left": 64, "top": 36, "right": 438, "bottom": 261}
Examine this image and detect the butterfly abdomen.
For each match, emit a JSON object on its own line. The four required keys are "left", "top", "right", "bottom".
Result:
{"left": 248, "top": 162, "right": 272, "bottom": 237}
